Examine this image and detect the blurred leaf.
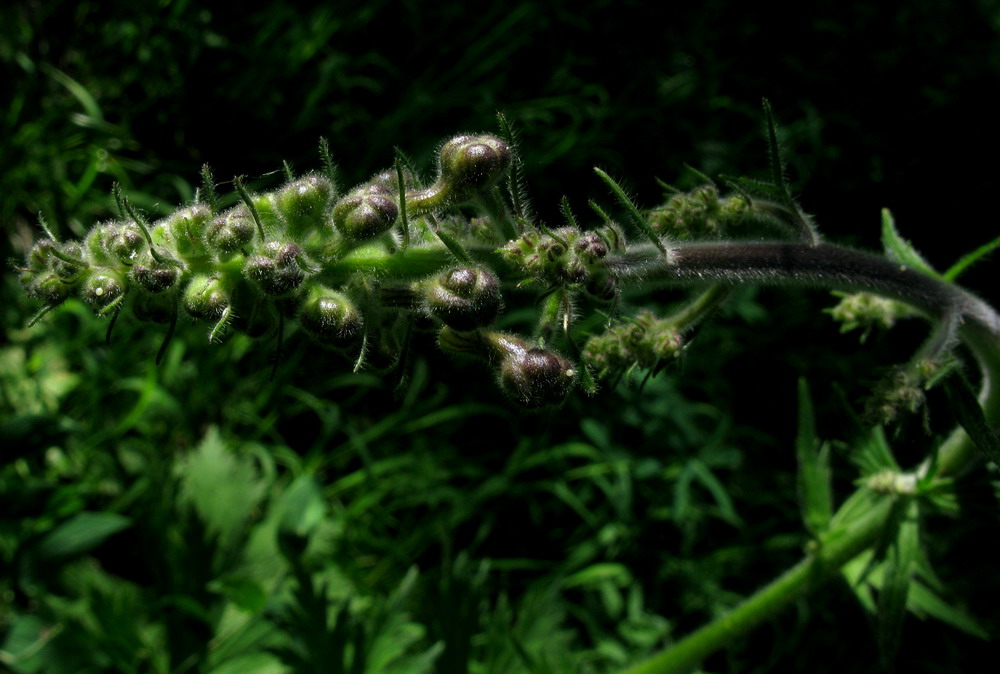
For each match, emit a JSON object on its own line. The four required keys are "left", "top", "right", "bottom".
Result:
{"left": 276, "top": 473, "right": 326, "bottom": 540}
{"left": 852, "top": 425, "right": 899, "bottom": 477}
{"left": 796, "top": 378, "right": 832, "bottom": 535}
{"left": 877, "top": 498, "right": 919, "bottom": 668}
{"left": 942, "top": 370, "right": 1000, "bottom": 465}
{"left": 179, "top": 427, "right": 269, "bottom": 550}
{"left": 33, "top": 511, "right": 130, "bottom": 561}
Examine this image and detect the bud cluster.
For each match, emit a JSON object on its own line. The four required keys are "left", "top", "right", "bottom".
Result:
{"left": 582, "top": 311, "right": 684, "bottom": 379}
{"left": 498, "top": 225, "right": 623, "bottom": 299}
{"left": 649, "top": 185, "right": 750, "bottom": 239}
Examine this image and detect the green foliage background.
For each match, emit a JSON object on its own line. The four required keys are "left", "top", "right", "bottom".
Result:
{"left": 3, "top": 1, "right": 1000, "bottom": 672}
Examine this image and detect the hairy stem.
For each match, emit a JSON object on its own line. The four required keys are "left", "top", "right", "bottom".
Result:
{"left": 613, "top": 240, "right": 1000, "bottom": 673}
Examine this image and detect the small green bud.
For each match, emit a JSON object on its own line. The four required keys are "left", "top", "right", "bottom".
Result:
{"left": 183, "top": 274, "right": 230, "bottom": 320}
{"left": 421, "top": 266, "right": 503, "bottom": 330}
{"left": 205, "top": 207, "right": 256, "bottom": 257}
{"left": 24, "top": 271, "right": 74, "bottom": 305}
{"left": 298, "top": 286, "right": 363, "bottom": 348}
{"left": 81, "top": 269, "right": 127, "bottom": 310}
{"left": 275, "top": 174, "right": 335, "bottom": 236}
{"left": 52, "top": 242, "right": 87, "bottom": 279}
{"left": 437, "top": 134, "right": 511, "bottom": 197}
{"left": 243, "top": 242, "right": 306, "bottom": 296}
{"left": 332, "top": 185, "right": 398, "bottom": 242}
{"left": 156, "top": 204, "right": 212, "bottom": 258}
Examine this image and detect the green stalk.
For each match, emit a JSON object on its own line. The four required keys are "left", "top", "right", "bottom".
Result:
{"left": 622, "top": 496, "right": 894, "bottom": 674}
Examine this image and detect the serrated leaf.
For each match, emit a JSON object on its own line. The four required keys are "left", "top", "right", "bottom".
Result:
{"left": 796, "top": 378, "right": 833, "bottom": 535}
{"left": 179, "top": 427, "right": 268, "bottom": 549}
{"left": 877, "top": 498, "right": 920, "bottom": 667}
{"left": 881, "top": 208, "right": 940, "bottom": 278}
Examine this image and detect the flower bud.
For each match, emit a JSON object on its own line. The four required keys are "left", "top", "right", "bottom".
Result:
{"left": 157, "top": 204, "right": 212, "bottom": 258}
{"left": 298, "top": 286, "right": 363, "bottom": 348}
{"left": 52, "top": 242, "right": 87, "bottom": 279}
{"left": 421, "top": 266, "right": 503, "bottom": 330}
{"left": 205, "top": 207, "right": 256, "bottom": 257}
{"left": 498, "top": 344, "right": 577, "bottom": 409}
{"left": 243, "top": 242, "right": 305, "bottom": 297}
{"left": 275, "top": 174, "right": 334, "bottom": 236}
{"left": 130, "top": 262, "right": 179, "bottom": 293}
{"left": 437, "top": 134, "right": 511, "bottom": 197}
{"left": 332, "top": 185, "right": 398, "bottom": 242}
{"left": 24, "top": 271, "right": 73, "bottom": 305}
{"left": 476, "top": 332, "right": 577, "bottom": 408}
{"left": 81, "top": 270, "right": 127, "bottom": 310}
{"left": 183, "top": 274, "right": 230, "bottom": 320}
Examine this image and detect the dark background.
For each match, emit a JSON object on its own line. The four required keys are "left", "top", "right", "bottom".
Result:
{"left": 3, "top": 1, "right": 1000, "bottom": 672}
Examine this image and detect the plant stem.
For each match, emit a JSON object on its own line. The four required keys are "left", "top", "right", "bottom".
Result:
{"left": 612, "top": 240, "right": 1000, "bottom": 673}
{"left": 622, "top": 495, "right": 894, "bottom": 674}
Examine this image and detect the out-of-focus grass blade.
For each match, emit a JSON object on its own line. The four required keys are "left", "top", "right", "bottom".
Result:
{"left": 796, "top": 378, "right": 832, "bottom": 535}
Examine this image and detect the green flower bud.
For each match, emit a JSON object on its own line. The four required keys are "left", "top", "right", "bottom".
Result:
{"left": 205, "top": 207, "right": 256, "bottom": 257}
{"left": 437, "top": 134, "right": 511, "bottom": 197}
{"left": 24, "top": 271, "right": 74, "bottom": 305}
{"left": 183, "top": 274, "right": 230, "bottom": 320}
{"left": 156, "top": 204, "right": 212, "bottom": 258}
{"left": 27, "top": 239, "right": 56, "bottom": 271}
{"left": 52, "top": 242, "right": 87, "bottom": 280}
{"left": 332, "top": 185, "right": 398, "bottom": 242}
{"left": 275, "top": 174, "right": 334, "bottom": 236}
{"left": 243, "top": 242, "right": 306, "bottom": 297}
{"left": 421, "top": 266, "right": 503, "bottom": 330}
{"left": 81, "top": 269, "right": 127, "bottom": 310}
{"left": 298, "top": 286, "right": 363, "bottom": 348}
{"left": 130, "top": 261, "right": 180, "bottom": 293}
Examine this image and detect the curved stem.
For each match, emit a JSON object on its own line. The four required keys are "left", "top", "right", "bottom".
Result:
{"left": 613, "top": 240, "right": 1000, "bottom": 673}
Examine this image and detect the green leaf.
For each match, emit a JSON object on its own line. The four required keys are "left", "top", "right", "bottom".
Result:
{"left": 880, "top": 208, "right": 940, "bottom": 278}
{"left": 906, "top": 581, "right": 989, "bottom": 640}
{"left": 942, "top": 369, "right": 1000, "bottom": 464}
{"left": 593, "top": 167, "right": 666, "bottom": 255}
{"left": 796, "top": 378, "right": 833, "bottom": 535}
{"left": 34, "top": 511, "right": 130, "bottom": 561}
{"left": 276, "top": 473, "right": 327, "bottom": 540}
{"left": 179, "top": 427, "right": 269, "bottom": 549}
{"left": 852, "top": 425, "right": 899, "bottom": 477}
{"left": 877, "top": 498, "right": 920, "bottom": 668}
{"left": 943, "top": 233, "right": 1000, "bottom": 281}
